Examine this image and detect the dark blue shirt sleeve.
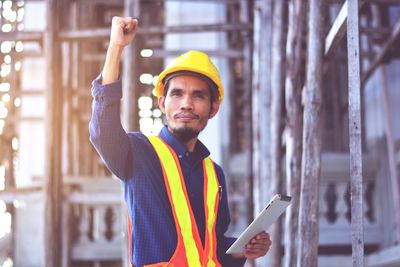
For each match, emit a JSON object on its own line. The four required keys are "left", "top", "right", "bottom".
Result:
{"left": 89, "top": 75, "right": 133, "bottom": 180}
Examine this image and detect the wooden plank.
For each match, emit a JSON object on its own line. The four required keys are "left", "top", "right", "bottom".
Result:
{"left": 43, "top": 0, "right": 63, "bottom": 266}
{"left": 20, "top": 0, "right": 251, "bottom": 4}
{"left": 268, "top": 1, "right": 286, "bottom": 266}
{"left": 297, "top": 1, "right": 325, "bottom": 266}
{"left": 71, "top": 242, "right": 122, "bottom": 260}
{"left": 71, "top": 0, "right": 243, "bottom": 2}
{"left": 0, "top": 31, "right": 42, "bottom": 42}
{"left": 122, "top": 0, "right": 140, "bottom": 132}
{"left": 325, "top": 0, "right": 366, "bottom": 58}
{"left": 347, "top": 1, "right": 364, "bottom": 266}
{"left": 283, "top": 0, "right": 307, "bottom": 266}
{"left": 142, "top": 0, "right": 243, "bottom": 2}
{"left": 0, "top": 190, "right": 43, "bottom": 203}
{"left": 2, "top": 24, "right": 251, "bottom": 43}
{"left": 366, "top": 244, "right": 400, "bottom": 267}
{"left": 58, "top": 23, "right": 252, "bottom": 41}
{"left": 239, "top": 0, "right": 253, "bottom": 229}
{"left": 61, "top": 202, "right": 70, "bottom": 267}
{"left": 379, "top": 66, "right": 400, "bottom": 243}
{"left": 82, "top": 49, "right": 243, "bottom": 62}
{"left": 2, "top": 25, "right": 251, "bottom": 43}
{"left": 63, "top": 175, "right": 114, "bottom": 183}
{"left": 66, "top": 192, "right": 122, "bottom": 204}
{"left": 151, "top": 49, "right": 243, "bottom": 58}
{"left": 251, "top": 2, "right": 273, "bottom": 253}
{"left": 319, "top": 256, "right": 353, "bottom": 267}
{"left": 12, "top": 90, "right": 44, "bottom": 96}
{"left": 325, "top": 1, "right": 348, "bottom": 57}
{"left": 361, "top": 18, "right": 400, "bottom": 86}
{"left": 121, "top": 1, "right": 140, "bottom": 266}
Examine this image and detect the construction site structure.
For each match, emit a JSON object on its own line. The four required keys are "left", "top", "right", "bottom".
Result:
{"left": 0, "top": 0, "right": 400, "bottom": 266}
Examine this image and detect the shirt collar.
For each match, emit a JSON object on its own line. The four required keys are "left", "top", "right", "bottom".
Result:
{"left": 158, "top": 125, "right": 210, "bottom": 162}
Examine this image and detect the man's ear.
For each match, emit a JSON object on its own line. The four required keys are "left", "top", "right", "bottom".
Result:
{"left": 158, "top": 96, "right": 166, "bottom": 113}
{"left": 209, "top": 101, "right": 219, "bottom": 119}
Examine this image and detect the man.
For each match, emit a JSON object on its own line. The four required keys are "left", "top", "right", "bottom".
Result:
{"left": 89, "top": 16, "right": 271, "bottom": 266}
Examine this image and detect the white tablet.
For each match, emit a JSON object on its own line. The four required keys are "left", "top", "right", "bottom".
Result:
{"left": 226, "top": 194, "right": 291, "bottom": 254}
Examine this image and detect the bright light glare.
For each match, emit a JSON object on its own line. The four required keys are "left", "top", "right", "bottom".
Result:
{"left": 2, "top": 9, "right": 17, "bottom": 22}
{"left": 139, "top": 109, "right": 152, "bottom": 118}
{"left": 138, "top": 96, "right": 153, "bottom": 110}
{"left": 139, "top": 73, "right": 153, "bottom": 85}
{"left": 140, "top": 49, "right": 153, "bottom": 57}
{"left": 152, "top": 76, "right": 158, "bottom": 86}
{"left": 0, "top": 211, "right": 12, "bottom": 239}
{"left": 14, "top": 97, "right": 21, "bottom": 107}
{"left": 1, "top": 41, "right": 12, "bottom": 53}
{"left": 15, "top": 61, "right": 21, "bottom": 71}
{"left": 13, "top": 200, "right": 20, "bottom": 208}
{"left": 0, "top": 103, "right": 8, "bottom": 119}
{"left": 153, "top": 109, "right": 162, "bottom": 118}
{"left": 2, "top": 258, "right": 13, "bottom": 267}
{"left": 2, "top": 24, "right": 12, "bottom": 32}
{"left": 4, "top": 55, "right": 11, "bottom": 64}
{"left": 15, "top": 41, "right": 23, "bottom": 52}
{"left": 17, "top": 8, "right": 24, "bottom": 21}
{"left": 153, "top": 118, "right": 163, "bottom": 133}
{"left": 17, "top": 23, "right": 24, "bottom": 31}
{"left": 139, "top": 117, "right": 154, "bottom": 136}
{"left": 0, "top": 64, "right": 11, "bottom": 77}
{"left": 0, "top": 165, "right": 4, "bottom": 190}
{"left": 0, "top": 83, "right": 11, "bottom": 92}
{"left": 2, "top": 94, "right": 11, "bottom": 103}
{"left": 3, "top": 1, "right": 12, "bottom": 10}
{"left": 0, "top": 201, "right": 5, "bottom": 214}
{"left": 0, "top": 120, "right": 4, "bottom": 136}
{"left": 12, "top": 137, "right": 19, "bottom": 151}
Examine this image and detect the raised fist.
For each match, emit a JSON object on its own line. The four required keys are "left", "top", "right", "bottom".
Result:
{"left": 109, "top": 16, "right": 138, "bottom": 47}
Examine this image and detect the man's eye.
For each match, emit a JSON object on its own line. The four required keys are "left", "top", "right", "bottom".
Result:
{"left": 194, "top": 93, "right": 206, "bottom": 99}
{"left": 170, "top": 91, "right": 181, "bottom": 96}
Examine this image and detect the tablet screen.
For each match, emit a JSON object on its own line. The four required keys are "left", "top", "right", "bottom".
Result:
{"left": 226, "top": 194, "right": 291, "bottom": 254}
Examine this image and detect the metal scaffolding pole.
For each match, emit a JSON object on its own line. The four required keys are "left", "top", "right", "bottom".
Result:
{"left": 297, "top": 1, "right": 325, "bottom": 266}
{"left": 43, "top": 0, "right": 63, "bottom": 266}
{"left": 284, "top": 0, "right": 307, "bottom": 265}
{"left": 122, "top": 0, "right": 140, "bottom": 132}
{"left": 379, "top": 66, "right": 400, "bottom": 243}
{"left": 347, "top": 0, "right": 364, "bottom": 266}
{"left": 269, "top": 1, "right": 287, "bottom": 266}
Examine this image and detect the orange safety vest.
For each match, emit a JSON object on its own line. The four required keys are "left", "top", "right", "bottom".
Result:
{"left": 129, "top": 136, "right": 221, "bottom": 267}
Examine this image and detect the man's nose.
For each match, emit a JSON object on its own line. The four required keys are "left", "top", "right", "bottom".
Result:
{"left": 180, "top": 95, "right": 193, "bottom": 110}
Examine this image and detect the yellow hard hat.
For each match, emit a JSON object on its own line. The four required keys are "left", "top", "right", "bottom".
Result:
{"left": 155, "top": 50, "right": 224, "bottom": 104}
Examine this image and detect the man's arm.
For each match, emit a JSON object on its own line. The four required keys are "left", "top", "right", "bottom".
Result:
{"left": 89, "top": 17, "right": 139, "bottom": 180}
{"left": 102, "top": 17, "right": 138, "bottom": 84}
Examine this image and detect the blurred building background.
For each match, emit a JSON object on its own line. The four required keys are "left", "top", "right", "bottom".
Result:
{"left": 0, "top": 0, "right": 400, "bottom": 266}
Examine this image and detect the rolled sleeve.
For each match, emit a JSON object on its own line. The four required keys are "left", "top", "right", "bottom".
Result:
{"left": 91, "top": 74, "right": 123, "bottom": 104}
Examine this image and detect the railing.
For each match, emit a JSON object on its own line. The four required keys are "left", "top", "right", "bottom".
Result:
{"left": 319, "top": 153, "right": 380, "bottom": 246}
{"left": 62, "top": 177, "right": 125, "bottom": 267}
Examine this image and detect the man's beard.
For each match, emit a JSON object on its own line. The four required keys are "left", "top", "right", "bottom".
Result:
{"left": 171, "top": 126, "right": 200, "bottom": 143}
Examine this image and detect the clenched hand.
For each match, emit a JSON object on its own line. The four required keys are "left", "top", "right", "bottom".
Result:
{"left": 109, "top": 16, "right": 138, "bottom": 48}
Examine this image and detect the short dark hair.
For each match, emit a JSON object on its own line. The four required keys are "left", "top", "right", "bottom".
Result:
{"left": 163, "top": 71, "right": 219, "bottom": 104}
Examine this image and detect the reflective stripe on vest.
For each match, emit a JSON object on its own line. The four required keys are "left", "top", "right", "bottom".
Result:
{"left": 147, "top": 136, "right": 221, "bottom": 267}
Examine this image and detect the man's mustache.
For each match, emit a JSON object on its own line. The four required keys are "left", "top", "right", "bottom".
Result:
{"left": 174, "top": 111, "right": 200, "bottom": 120}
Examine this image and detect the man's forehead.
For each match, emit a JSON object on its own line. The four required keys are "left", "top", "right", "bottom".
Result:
{"left": 168, "top": 75, "right": 209, "bottom": 89}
